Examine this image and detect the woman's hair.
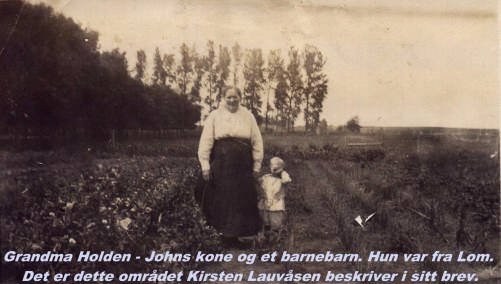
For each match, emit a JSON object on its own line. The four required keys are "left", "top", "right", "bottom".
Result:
{"left": 222, "top": 86, "right": 242, "bottom": 98}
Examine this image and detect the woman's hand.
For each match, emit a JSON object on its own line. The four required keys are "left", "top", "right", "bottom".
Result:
{"left": 202, "top": 170, "right": 211, "bottom": 181}
{"left": 253, "top": 171, "right": 260, "bottom": 179}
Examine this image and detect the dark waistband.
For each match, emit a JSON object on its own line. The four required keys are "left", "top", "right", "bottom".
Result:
{"left": 214, "top": 137, "right": 251, "bottom": 147}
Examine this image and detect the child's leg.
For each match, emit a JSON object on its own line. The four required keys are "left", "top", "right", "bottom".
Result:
{"left": 269, "top": 211, "right": 284, "bottom": 231}
{"left": 259, "top": 209, "right": 271, "bottom": 230}
{"left": 258, "top": 210, "right": 271, "bottom": 245}
{"left": 267, "top": 211, "right": 285, "bottom": 242}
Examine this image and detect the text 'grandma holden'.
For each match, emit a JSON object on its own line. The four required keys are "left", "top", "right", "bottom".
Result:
{"left": 3, "top": 251, "right": 363, "bottom": 263}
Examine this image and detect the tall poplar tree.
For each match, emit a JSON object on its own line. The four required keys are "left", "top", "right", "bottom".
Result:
{"left": 266, "top": 49, "right": 284, "bottom": 132}
{"left": 232, "top": 42, "right": 243, "bottom": 86}
{"left": 302, "top": 45, "right": 328, "bottom": 132}
{"left": 274, "top": 72, "right": 289, "bottom": 131}
{"left": 177, "top": 43, "right": 194, "bottom": 97}
{"left": 285, "top": 47, "right": 303, "bottom": 132}
{"left": 215, "top": 45, "right": 231, "bottom": 106}
{"left": 134, "top": 50, "right": 147, "bottom": 82}
{"left": 243, "top": 48, "right": 266, "bottom": 124}
{"left": 163, "top": 53, "right": 176, "bottom": 88}
{"left": 152, "top": 47, "right": 167, "bottom": 86}
{"left": 204, "top": 41, "right": 217, "bottom": 112}
{"left": 190, "top": 48, "right": 206, "bottom": 104}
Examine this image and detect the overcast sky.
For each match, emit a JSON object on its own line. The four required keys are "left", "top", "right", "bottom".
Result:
{"left": 31, "top": 0, "right": 498, "bottom": 129}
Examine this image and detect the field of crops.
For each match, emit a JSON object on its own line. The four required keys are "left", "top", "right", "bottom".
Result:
{"left": 1, "top": 131, "right": 499, "bottom": 283}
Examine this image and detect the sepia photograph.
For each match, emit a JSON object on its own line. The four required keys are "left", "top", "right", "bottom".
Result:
{"left": 0, "top": 0, "right": 499, "bottom": 283}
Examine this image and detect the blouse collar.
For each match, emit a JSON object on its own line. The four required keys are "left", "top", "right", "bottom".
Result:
{"left": 223, "top": 104, "right": 241, "bottom": 114}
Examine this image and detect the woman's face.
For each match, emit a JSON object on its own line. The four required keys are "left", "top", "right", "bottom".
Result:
{"left": 224, "top": 89, "right": 241, "bottom": 113}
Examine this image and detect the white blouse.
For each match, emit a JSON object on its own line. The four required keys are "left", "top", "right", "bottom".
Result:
{"left": 198, "top": 106, "right": 264, "bottom": 172}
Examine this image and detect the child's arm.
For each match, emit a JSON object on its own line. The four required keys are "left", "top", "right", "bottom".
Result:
{"left": 280, "top": 171, "right": 292, "bottom": 184}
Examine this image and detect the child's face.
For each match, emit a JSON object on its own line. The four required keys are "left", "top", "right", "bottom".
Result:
{"left": 270, "top": 161, "right": 283, "bottom": 174}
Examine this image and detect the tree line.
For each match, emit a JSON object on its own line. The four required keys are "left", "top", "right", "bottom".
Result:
{"left": 0, "top": 2, "right": 199, "bottom": 139}
{"left": 137, "top": 41, "right": 328, "bottom": 133}
{"left": 0, "top": 2, "right": 329, "bottom": 140}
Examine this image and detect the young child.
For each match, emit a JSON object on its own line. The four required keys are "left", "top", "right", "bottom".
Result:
{"left": 258, "top": 157, "right": 292, "bottom": 242}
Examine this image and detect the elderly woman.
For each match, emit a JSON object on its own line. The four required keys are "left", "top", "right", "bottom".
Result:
{"left": 197, "top": 86, "right": 263, "bottom": 246}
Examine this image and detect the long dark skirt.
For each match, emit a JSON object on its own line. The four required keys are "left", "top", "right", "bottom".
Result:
{"left": 195, "top": 138, "right": 261, "bottom": 237}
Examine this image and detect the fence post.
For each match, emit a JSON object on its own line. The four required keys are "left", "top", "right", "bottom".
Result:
{"left": 417, "top": 133, "right": 420, "bottom": 154}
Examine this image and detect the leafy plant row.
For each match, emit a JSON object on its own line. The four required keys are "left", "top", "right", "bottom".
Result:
{"left": 0, "top": 156, "right": 220, "bottom": 282}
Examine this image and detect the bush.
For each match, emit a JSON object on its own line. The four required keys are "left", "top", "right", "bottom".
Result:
{"left": 346, "top": 116, "right": 361, "bottom": 133}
